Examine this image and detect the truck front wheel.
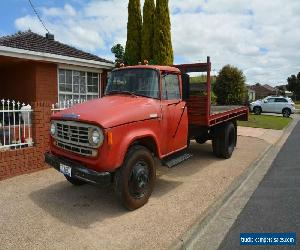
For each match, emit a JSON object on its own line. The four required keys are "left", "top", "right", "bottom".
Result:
{"left": 212, "top": 122, "right": 236, "bottom": 159}
{"left": 114, "top": 145, "right": 156, "bottom": 210}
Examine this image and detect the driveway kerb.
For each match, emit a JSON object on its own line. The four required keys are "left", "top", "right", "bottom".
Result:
{"left": 171, "top": 115, "right": 299, "bottom": 250}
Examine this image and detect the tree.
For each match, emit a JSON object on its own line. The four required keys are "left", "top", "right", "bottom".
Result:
{"left": 124, "top": 0, "right": 142, "bottom": 65}
{"left": 287, "top": 73, "right": 300, "bottom": 100}
{"left": 111, "top": 44, "right": 125, "bottom": 66}
{"left": 141, "top": 0, "right": 155, "bottom": 62}
{"left": 277, "top": 86, "right": 286, "bottom": 96}
{"left": 153, "top": 0, "right": 173, "bottom": 65}
{"left": 214, "top": 65, "right": 246, "bottom": 105}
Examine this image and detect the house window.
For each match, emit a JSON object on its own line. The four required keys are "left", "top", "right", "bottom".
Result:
{"left": 58, "top": 69, "right": 100, "bottom": 102}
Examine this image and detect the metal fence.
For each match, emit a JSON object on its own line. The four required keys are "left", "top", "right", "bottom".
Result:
{"left": 51, "top": 99, "right": 86, "bottom": 114}
{"left": 0, "top": 99, "right": 33, "bottom": 150}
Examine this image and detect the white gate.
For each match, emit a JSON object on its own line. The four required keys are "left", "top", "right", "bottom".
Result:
{"left": 0, "top": 99, "right": 33, "bottom": 150}
{"left": 51, "top": 99, "right": 86, "bottom": 114}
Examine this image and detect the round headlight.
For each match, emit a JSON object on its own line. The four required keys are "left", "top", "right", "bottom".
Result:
{"left": 89, "top": 129, "right": 104, "bottom": 146}
{"left": 50, "top": 122, "right": 56, "bottom": 136}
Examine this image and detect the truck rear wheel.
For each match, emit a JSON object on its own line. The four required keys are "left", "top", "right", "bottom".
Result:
{"left": 195, "top": 136, "right": 208, "bottom": 144}
{"left": 212, "top": 122, "right": 236, "bottom": 159}
{"left": 114, "top": 145, "right": 156, "bottom": 210}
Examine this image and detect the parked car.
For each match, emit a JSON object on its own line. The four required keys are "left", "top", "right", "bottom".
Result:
{"left": 250, "top": 96, "right": 295, "bottom": 117}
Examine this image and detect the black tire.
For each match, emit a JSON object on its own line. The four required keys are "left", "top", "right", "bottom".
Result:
{"left": 233, "top": 120, "right": 238, "bottom": 147}
{"left": 195, "top": 136, "right": 207, "bottom": 144}
{"left": 114, "top": 145, "right": 156, "bottom": 210}
{"left": 212, "top": 122, "right": 236, "bottom": 159}
{"left": 187, "top": 138, "right": 191, "bottom": 148}
{"left": 212, "top": 127, "right": 222, "bottom": 157}
{"left": 282, "top": 108, "right": 291, "bottom": 118}
{"left": 65, "top": 175, "right": 86, "bottom": 186}
{"left": 253, "top": 106, "right": 262, "bottom": 115}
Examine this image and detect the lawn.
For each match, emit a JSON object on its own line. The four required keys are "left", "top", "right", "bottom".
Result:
{"left": 238, "top": 114, "right": 292, "bottom": 130}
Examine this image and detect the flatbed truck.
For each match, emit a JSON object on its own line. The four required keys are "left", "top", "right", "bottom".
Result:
{"left": 45, "top": 57, "right": 249, "bottom": 210}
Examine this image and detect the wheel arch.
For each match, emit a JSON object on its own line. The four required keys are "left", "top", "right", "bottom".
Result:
{"left": 116, "top": 133, "right": 160, "bottom": 170}
{"left": 253, "top": 105, "right": 262, "bottom": 111}
{"left": 282, "top": 107, "right": 291, "bottom": 113}
{"left": 129, "top": 136, "right": 159, "bottom": 158}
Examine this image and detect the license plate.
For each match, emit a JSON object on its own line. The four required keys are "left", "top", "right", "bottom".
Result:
{"left": 60, "top": 163, "right": 72, "bottom": 177}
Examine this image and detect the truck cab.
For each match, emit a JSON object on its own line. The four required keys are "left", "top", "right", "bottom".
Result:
{"left": 45, "top": 58, "right": 248, "bottom": 210}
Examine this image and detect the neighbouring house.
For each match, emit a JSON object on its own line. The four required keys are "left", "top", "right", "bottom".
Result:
{"left": 0, "top": 30, "right": 114, "bottom": 180}
{"left": 249, "top": 83, "right": 278, "bottom": 100}
{"left": 246, "top": 85, "right": 256, "bottom": 101}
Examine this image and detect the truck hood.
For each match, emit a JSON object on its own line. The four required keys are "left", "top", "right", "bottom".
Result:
{"left": 52, "top": 95, "right": 161, "bottom": 128}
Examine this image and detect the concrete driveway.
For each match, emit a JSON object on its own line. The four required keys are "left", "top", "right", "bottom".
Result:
{"left": 0, "top": 135, "right": 272, "bottom": 250}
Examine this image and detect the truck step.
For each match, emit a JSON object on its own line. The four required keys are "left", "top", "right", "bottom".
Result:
{"left": 162, "top": 152, "right": 193, "bottom": 168}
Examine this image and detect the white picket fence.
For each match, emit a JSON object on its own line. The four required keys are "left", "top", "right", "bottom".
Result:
{"left": 0, "top": 99, "right": 33, "bottom": 150}
{"left": 51, "top": 99, "right": 87, "bottom": 113}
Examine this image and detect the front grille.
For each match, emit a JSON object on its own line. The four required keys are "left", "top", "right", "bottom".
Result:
{"left": 53, "top": 120, "right": 99, "bottom": 157}
{"left": 56, "top": 141, "right": 95, "bottom": 157}
{"left": 56, "top": 122, "right": 89, "bottom": 145}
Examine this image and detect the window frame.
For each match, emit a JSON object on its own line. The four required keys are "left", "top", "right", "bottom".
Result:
{"left": 275, "top": 98, "right": 288, "bottom": 103}
{"left": 57, "top": 67, "right": 102, "bottom": 103}
{"left": 105, "top": 68, "right": 161, "bottom": 100}
{"left": 161, "top": 73, "right": 181, "bottom": 101}
{"left": 266, "top": 98, "right": 276, "bottom": 103}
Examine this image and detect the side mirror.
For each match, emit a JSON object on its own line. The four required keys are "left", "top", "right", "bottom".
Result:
{"left": 264, "top": 100, "right": 268, "bottom": 103}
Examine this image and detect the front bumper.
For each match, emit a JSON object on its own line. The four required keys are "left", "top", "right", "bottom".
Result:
{"left": 45, "top": 152, "right": 112, "bottom": 186}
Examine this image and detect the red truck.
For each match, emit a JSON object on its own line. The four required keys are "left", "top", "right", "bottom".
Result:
{"left": 45, "top": 57, "right": 248, "bottom": 210}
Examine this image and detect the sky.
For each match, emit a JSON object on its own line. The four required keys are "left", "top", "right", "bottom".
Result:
{"left": 0, "top": 0, "right": 300, "bottom": 86}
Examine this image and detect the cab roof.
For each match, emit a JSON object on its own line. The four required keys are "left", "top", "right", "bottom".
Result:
{"left": 114, "top": 65, "right": 181, "bottom": 74}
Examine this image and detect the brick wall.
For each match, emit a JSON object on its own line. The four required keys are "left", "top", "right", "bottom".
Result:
{"left": 35, "top": 63, "right": 58, "bottom": 104}
{"left": 0, "top": 61, "right": 58, "bottom": 104}
{"left": 0, "top": 102, "right": 51, "bottom": 181}
{"left": 0, "top": 62, "right": 37, "bottom": 103}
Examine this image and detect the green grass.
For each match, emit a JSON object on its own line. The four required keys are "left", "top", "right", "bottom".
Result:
{"left": 238, "top": 114, "right": 292, "bottom": 130}
{"left": 190, "top": 75, "right": 217, "bottom": 84}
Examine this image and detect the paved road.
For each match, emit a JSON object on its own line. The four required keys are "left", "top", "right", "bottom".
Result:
{"left": 219, "top": 121, "right": 300, "bottom": 249}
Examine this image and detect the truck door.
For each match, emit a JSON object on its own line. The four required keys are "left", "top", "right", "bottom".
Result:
{"left": 160, "top": 73, "right": 188, "bottom": 155}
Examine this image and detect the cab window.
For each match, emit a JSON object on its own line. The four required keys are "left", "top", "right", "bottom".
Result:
{"left": 162, "top": 74, "right": 180, "bottom": 100}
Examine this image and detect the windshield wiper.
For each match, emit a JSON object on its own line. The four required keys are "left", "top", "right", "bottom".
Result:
{"left": 105, "top": 90, "right": 137, "bottom": 97}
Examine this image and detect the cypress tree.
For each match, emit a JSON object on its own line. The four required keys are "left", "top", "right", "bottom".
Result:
{"left": 153, "top": 0, "right": 173, "bottom": 65}
{"left": 141, "top": 0, "right": 155, "bottom": 62}
{"left": 124, "top": 0, "right": 142, "bottom": 65}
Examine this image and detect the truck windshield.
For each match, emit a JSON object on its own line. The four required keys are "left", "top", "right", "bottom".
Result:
{"left": 105, "top": 68, "right": 160, "bottom": 99}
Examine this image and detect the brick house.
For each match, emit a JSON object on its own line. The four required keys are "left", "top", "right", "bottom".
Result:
{"left": 0, "top": 31, "right": 114, "bottom": 104}
{"left": 249, "top": 83, "right": 278, "bottom": 100}
{"left": 0, "top": 31, "right": 114, "bottom": 180}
